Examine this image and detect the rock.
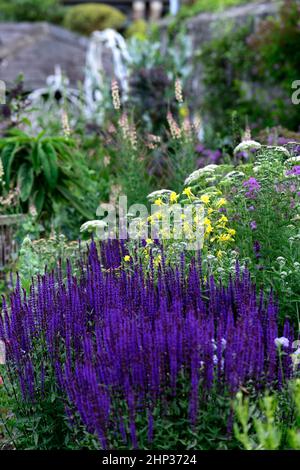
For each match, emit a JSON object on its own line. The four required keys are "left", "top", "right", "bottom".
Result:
{"left": 0, "top": 22, "right": 88, "bottom": 90}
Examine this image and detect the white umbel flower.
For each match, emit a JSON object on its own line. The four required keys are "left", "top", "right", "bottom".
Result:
{"left": 286, "top": 156, "right": 300, "bottom": 164}
{"left": 234, "top": 140, "right": 262, "bottom": 155}
{"left": 184, "top": 165, "right": 218, "bottom": 186}
{"left": 147, "top": 189, "right": 172, "bottom": 201}
{"left": 266, "top": 146, "right": 290, "bottom": 158}
{"left": 80, "top": 220, "right": 107, "bottom": 233}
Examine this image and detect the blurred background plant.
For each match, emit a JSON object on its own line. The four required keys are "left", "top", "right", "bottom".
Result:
{"left": 200, "top": 0, "right": 300, "bottom": 146}
{"left": 63, "top": 3, "right": 126, "bottom": 36}
{"left": 234, "top": 379, "right": 300, "bottom": 450}
{"left": 0, "top": 0, "right": 64, "bottom": 23}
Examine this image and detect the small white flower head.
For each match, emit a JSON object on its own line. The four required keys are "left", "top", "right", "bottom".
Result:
{"left": 221, "top": 338, "right": 227, "bottom": 351}
{"left": 80, "top": 220, "right": 107, "bottom": 233}
{"left": 291, "top": 348, "right": 300, "bottom": 370}
{"left": 184, "top": 165, "right": 218, "bottom": 186}
{"left": 286, "top": 156, "right": 300, "bottom": 164}
{"left": 223, "top": 170, "right": 245, "bottom": 180}
{"left": 274, "top": 337, "right": 289, "bottom": 349}
{"left": 233, "top": 140, "right": 262, "bottom": 156}
{"left": 266, "top": 146, "right": 290, "bottom": 158}
{"left": 147, "top": 189, "right": 172, "bottom": 202}
{"left": 213, "top": 354, "right": 218, "bottom": 365}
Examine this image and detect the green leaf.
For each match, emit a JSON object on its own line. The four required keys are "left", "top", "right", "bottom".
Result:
{"left": 1, "top": 143, "right": 18, "bottom": 186}
{"left": 32, "top": 187, "right": 45, "bottom": 214}
{"left": 40, "top": 143, "right": 58, "bottom": 189}
{"left": 17, "top": 163, "right": 34, "bottom": 202}
{"left": 57, "top": 185, "right": 93, "bottom": 219}
{"left": 31, "top": 143, "right": 41, "bottom": 173}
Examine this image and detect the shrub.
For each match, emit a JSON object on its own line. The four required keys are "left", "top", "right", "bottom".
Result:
{"left": 200, "top": 0, "right": 300, "bottom": 142}
{"left": 125, "top": 20, "right": 148, "bottom": 40}
{"left": 0, "top": 129, "right": 95, "bottom": 225}
{"left": 63, "top": 3, "right": 126, "bottom": 36}
{"left": 0, "top": 0, "right": 64, "bottom": 23}
{"left": 0, "top": 241, "right": 296, "bottom": 449}
{"left": 177, "top": 0, "right": 247, "bottom": 22}
{"left": 180, "top": 142, "right": 300, "bottom": 322}
{"left": 234, "top": 379, "right": 300, "bottom": 450}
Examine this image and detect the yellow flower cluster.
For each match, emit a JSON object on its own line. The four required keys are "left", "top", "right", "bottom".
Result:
{"left": 132, "top": 189, "right": 236, "bottom": 266}
{"left": 201, "top": 195, "right": 236, "bottom": 250}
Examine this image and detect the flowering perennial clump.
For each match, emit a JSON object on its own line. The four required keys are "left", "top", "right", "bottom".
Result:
{"left": 0, "top": 241, "right": 296, "bottom": 448}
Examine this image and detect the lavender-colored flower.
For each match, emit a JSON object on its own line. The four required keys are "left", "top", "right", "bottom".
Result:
{"left": 250, "top": 221, "right": 257, "bottom": 230}
{"left": 243, "top": 177, "right": 261, "bottom": 199}
{"left": 274, "top": 337, "right": 290, "bottom": 349}
{"left": 286, "top": 166, "right": 300, "bottom": 176}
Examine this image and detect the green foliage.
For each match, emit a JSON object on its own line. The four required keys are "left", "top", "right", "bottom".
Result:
{"left": 16, "top": 234, "right": 82, "bottom": 290}
{"left": 125, "top": 20, "right": 148, "bottom": 41}
{"left": 200, "top": 0, "right": 300, "bottom": 142}
{"left": 177, "top": 0, "right": 247, "bottom": 22}
{"left": 127, "top": 32, "right": 192, "bottom": 137}
{"left": 0, "top": 129, "right": 95, "bottom": 224}
{"left": 249, "top": 0, "right": 300, "bottom": 90}
{"left": 0, "top": 0, "right": 64, "bottom": 23}
{"left": 0, "top": 361, "right": 88, "bottom": 449}
{"left": 234, "top": 380, "right": 300, "bottom": 450}
{"left": 64, "top": 3, "right": 126, "bottom": 36}
{"left": 0, "top": 362, "right": 239, "bottom": 450}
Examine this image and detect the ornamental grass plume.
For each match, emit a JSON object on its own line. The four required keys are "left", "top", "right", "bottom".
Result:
{"left": 0, "top": 241, "right": 296, "bottom": 448}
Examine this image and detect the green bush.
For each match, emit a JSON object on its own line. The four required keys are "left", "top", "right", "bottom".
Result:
{"left": 64, "top": 3, "right": 126, "bottom": 36}
{"left": 178, "top": 0, "right": 247, "bottom": 21}
{"left": 0, "top": 129, "right": 95, "bottom": 225}
{"left": 234, "top": 380, "right": 300, "bottom": 450}
{"left": 125, "top": 19, "right": 148, "bottom": 40}
{"left": 0, "top": 0, "right": 64, "bottom": 23}
{"left": 200, "top": 0, "right": 300, "bottom": 143}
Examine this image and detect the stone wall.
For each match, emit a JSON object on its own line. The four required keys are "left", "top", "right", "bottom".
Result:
{"left": 0, "top": 22, "right": 88, "bottom": 90}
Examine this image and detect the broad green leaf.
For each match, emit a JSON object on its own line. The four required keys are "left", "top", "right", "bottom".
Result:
{"left": 31, "top": 143, "right": 41, "bottom": 173}
{"left": 40, "top": 143, "right": 58, "bottom": 189}
{"left": 17, "top": 163, "right": 34, "bottom": 202}
{"left": 32, "top": 187, "right": 45, "bottom": 214}
{"left": 1, "top": 143, "right": 19, "bottom": 186}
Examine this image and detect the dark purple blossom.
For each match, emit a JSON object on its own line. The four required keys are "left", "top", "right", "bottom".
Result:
{"left": 253, "top": 241, "right": 261, "bottom": 259}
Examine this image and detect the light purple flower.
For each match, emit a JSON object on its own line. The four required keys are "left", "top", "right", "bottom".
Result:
{"left": 274, "top": 337, "right": 289, "bottom": 349}
{"left": 243, "top": 177, "right": 261, "bottom": 199}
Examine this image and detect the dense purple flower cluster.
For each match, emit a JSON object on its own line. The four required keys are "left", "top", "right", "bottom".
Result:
{"left": 0, "top": 241, "right": 295, "bottom": 448}
{"left": 243, "top": 177, "right": 261, "bottom": 199}
{"left": 196, "top": 144, "right": 222, "bottom": 166}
